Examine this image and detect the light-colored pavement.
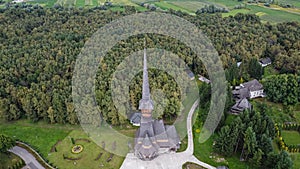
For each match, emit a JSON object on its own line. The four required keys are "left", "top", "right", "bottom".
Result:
{"left": 9, "top": 146, "right": 45, "bottom": 169}
{"left": 120, "top": 99, "right": 216, "bottom": 169}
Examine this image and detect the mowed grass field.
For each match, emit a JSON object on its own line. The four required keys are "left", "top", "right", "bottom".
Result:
{"left": 281, "top": 130, "right": 300, "bottom": 169}
{"left": 281, "top": 130, "right": 300, "bottom": 145}
{"left": 48, "top": 130, "right": 124, "bottom": 169}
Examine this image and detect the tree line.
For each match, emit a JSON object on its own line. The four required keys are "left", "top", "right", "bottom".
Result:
{"left": 0, "top": 5, "right": 299, "bottom": 125}
{"left": 213, "top": 108, "right": 293, "bottom": 168}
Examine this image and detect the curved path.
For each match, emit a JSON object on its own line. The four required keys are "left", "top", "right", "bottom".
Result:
{"left": 120, "top": 99, "right": 216, "bottom": 169}
{"left": 9, "top": 146, "right": 45, "bottom": 169}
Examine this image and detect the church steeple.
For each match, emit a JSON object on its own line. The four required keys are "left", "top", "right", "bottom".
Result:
{"left": 139, "top": 40, "right": 154, "bottom": 112}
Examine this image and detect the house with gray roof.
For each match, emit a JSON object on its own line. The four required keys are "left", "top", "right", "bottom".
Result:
{"left": 259, "top": 57, "right": 272, "bottom": 67}
{"left": 133, "top": 45, "right": 180, "bottom": 161}
{"left": 198, "top": 74, "right": 210, "bottom": 84}
{"left": 232, "top": 79, "right": 265, "bottom": 99}
{"left": 185, "top": 69, "right": 195, "bottom": 80}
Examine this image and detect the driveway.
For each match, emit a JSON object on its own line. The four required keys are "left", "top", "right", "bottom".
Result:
{"left": 9, "top": 146, "right": 45, "bottom": 169}
{"left": 120, "top": 99, "right": 216, "bottom": 169}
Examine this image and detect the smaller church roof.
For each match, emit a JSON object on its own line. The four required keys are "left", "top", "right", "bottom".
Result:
{"left": 165, "top": 125, "right": 180, "bottom": 147}
{"left": 230, "top": 98, "right": 252, "bottom": 114}
{"left": 135, "top": 134, "right": 159, "bottom": 160}
{"left": 232, "top": 87, "right": 250, "bottom": 99}
{"left": 185, "top": 69, "right": 195, "bottom": 79}
{"left": 259, "top": 57, "right": 271, "bottom": 65}
{"left": 129, "top": 112, "right": 141, "bottom": 125}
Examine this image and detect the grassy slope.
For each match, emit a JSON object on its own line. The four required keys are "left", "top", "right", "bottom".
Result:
{"left": 0, "top": 120, "right": 75, "bottom": 157}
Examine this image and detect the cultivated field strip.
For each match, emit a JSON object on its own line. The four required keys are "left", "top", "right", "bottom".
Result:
{"left": 85, "top": 0, "right": 92, "bottom": 6}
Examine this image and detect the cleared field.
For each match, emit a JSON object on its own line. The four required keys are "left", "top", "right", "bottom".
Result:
{"left": 201, "top": 0, "right": 240, "bottom": 9}
{"left": 248, "top": 5, "right": 300, "bottom": 23}
{"left": 222, "top": 8, "right": 250, "bottom": 17}
{"left": 28, "top": 0, "right": 57, "bottom": 7}
{"left": 281, "top": 130, "right": 300, "bottom": 145}
{"left": 75, "top": 0, "right": 85, "bottom": 7}
{"left": 0, "top": 120, "right": 74, "bottom": 157}
{"left": 221, "top": 4, "right": 300, "bottom": 23}
{"left": 168, "top": 1, "right": 207, "bottom": 12}
{"left": 154, "top": 1, "right": 194, "bottom": 13}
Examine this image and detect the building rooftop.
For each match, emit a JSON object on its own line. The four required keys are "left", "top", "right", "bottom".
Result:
{"left": 241, "top": 79, "right": 263, "bottom": 91}
{"left": 134, "top": 44, "right": 180, "bottom": 160}
{"left": 230, "top": 98, "right": 252, "bottom": 114}
{"left": 259, "top": 57, "right": 271, "bottom": 65}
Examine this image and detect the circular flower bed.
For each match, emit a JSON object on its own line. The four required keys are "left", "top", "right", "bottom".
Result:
{"left": 71, "top": 145, "right": 84, "bottom": 154}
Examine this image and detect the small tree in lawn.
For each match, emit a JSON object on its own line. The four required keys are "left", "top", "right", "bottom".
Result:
{"left": 71, "top": 137, "right": 75, "bottom": 145}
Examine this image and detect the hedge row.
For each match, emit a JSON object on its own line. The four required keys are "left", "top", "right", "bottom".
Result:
{"left": 275, "top": 123, "right": 300, "bottom": 153}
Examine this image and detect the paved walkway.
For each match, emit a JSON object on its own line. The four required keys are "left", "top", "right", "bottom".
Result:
{"left": 9, "top": 146, "right": 45, "bottom": 169}
{"left": 120, "top": 99, "right": 216, "bottom": 169}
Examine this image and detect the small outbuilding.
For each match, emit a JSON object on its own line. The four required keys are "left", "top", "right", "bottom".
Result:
{"left": 230, "top": 98, "right": 252, "bottom": 114}
{"left": 129, "top": 112, "right": 141, "bottom": 126}
{"left": 259, "top": 57, "right": 272, "bottom": 67}
{"left": 185, "top": 69, "right": 195, "bottom": 80}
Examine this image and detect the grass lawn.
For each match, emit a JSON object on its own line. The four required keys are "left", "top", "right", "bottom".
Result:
{"left": 263, "top": 66, "right": 279, "bottom": 78}
{"left": 47, "top": 130, "right": 124, "bottom": 169}
{"left": 247, "top": 5, "right": 300, "bottom": 23}
{"left": 290, "top": 153, "right": 300, "bottom": 169}
{"left": 0, "top": 119, "right": 75, "bottom": 157}
{"left": 202, "top": 0, "right": 240, "bottom": 9}
{"left": 281, "top": 130, "right": 300, "bottom": 145}
{"left": 0, "top": 152, "right": 24, "bottom": 169}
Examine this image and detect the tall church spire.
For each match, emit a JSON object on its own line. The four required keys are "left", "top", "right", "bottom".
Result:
{"left": 139, "top": 39, "right": 154, "bottom": 111}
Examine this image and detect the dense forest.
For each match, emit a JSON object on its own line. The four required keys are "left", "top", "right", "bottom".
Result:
{"left": 0, "top": 5, "right": 299, "bottom": 125}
